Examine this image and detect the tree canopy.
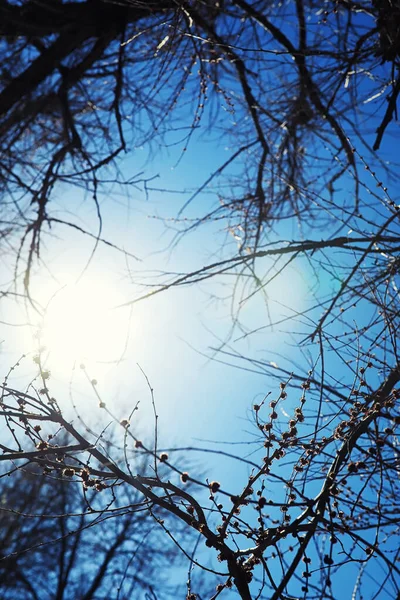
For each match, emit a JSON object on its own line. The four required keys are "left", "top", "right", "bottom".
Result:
{"left": 0, "top": 2, "right": 400, "bottom": 600}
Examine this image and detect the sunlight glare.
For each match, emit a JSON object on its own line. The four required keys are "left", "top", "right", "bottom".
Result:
{"left": 39, "top": 279, "right": 129, "bottom": 370}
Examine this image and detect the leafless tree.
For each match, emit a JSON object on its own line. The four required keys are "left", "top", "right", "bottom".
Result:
{"left": 0, "top": 342, "right": 399, "bottom": 600}
{"left": 0, "top": 438, "right": 195, "bottom": 600}
{"left": 1, "top": 0, "right": 399, "bottom": 290}
{"left": 1, "top": 2, "right": 400, "bottom": 600}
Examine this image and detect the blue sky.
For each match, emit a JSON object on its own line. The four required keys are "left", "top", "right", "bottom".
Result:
{"left": 1, "top": 6, "right": 399, "bottom": 597}
{"left": 1, "top": 137, "right": 392, "bottom": 597}
{"left": 0, "top": 124, "right": 311, "bottom": 449}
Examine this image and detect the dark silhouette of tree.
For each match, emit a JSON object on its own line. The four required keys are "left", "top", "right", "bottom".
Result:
{"left": 0, "top": 350, "right": 399, "bottom": 600}
{"left": 0, "top": 445, "right": 194, "bottom": 600}
{"left": 1, "top": 0, "right": 400, "bottom": 290}
{"left": 0, "top": 2, "right": 400, "bottom": 600}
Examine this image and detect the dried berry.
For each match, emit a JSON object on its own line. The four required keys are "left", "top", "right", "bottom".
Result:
{"left": 62, "top": 468, "right": 75, "bottom": 477}
{"left": 36, "top": 441, "right": 49, "bottom": 451}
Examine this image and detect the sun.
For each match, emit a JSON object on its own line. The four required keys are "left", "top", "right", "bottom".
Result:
{"left": 38, "top": 278, "right": 129, "bottom": 370}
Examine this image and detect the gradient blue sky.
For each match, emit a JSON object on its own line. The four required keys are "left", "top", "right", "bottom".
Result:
{"left": 0, "top": 12, "right": 398, "bottom": 595}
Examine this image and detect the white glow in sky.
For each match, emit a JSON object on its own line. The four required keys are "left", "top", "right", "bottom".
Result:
{"left": 38, "top": 277, "right": 129, "bottom": 372}
{"left": 0, "top": 147, "right": 309, "bottom": 450}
